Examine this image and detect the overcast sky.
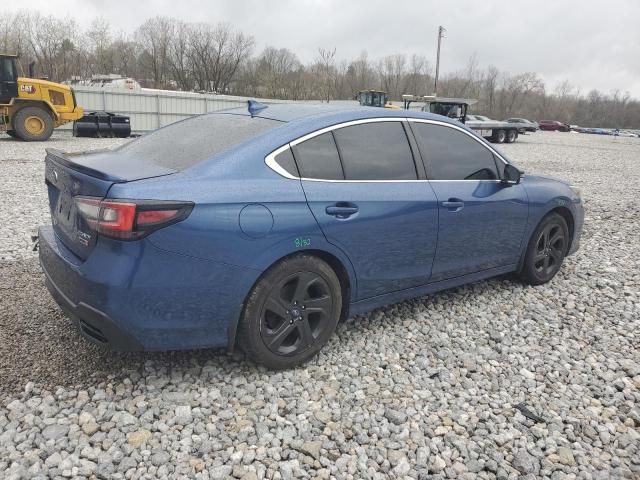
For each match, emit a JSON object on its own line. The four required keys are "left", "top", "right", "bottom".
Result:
{"left": 7, "top": 0, "right": 640, "bottom": 97}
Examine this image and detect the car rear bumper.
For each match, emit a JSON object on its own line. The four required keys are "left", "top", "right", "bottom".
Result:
{"left": 38, "top": 225, "right": 259, "bottom": 351}
{"left": 42, "top": 264, "right": 143, "bottom": 350}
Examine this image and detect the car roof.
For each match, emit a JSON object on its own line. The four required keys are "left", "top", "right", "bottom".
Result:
{"left": 220, "top": 102, "right": 459, "bottom": 125}
{"left": 185, "top": 103, "right": 513, "bottom": 177}
{"left": 218, "top": 103, "right": 471, "bottom": 152}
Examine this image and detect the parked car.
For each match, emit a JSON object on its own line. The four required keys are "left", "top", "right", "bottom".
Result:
{"left": 538, "top": 120, "right": 570, "bottom": 132}
{"left": 505, "top": 118, "right": 539, "bottom": 133}
{"left": 39, "top": 103, "right": 584, "bottom": 368}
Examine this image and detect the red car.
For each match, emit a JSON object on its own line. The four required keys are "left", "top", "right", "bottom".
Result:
{"left": 539, "top": 120, "right": 570, "bottom": 132}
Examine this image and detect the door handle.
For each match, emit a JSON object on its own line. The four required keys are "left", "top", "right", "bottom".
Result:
{"left": 442, "top": 199, "right": 465, "bottom": 211}
{"left": 326, "top": 204, "right": 359, "bottom": 218}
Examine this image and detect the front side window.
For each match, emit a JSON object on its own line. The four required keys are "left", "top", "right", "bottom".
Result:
{"left": 411, "top": 123, "right": 499, "bottom": 180}
{"left": 332, "top": 122, "right": 417, "bottom": 180}
{"left": 292, "top": 132, "right": 344, "bottom": 180}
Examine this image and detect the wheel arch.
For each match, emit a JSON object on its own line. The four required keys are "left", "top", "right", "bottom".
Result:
{"left": 227, "top": 248, "right": 355, "bottom": 351}
{"left": 10, "top": 99, "right": 58, "bottom": 126}
{"left": 548, "top": 205, "right": 575, "bottom": 254}
{"left": 518, "top": 204, "right": 575, "bottom": 272}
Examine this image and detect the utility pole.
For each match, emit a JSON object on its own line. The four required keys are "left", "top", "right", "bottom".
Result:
{"left": 434, "top": 25, "right": 446, "bottom": 96}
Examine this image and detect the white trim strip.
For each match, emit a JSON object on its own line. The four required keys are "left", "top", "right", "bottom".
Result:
{"left": 264, "top": 144, "right": 297, "bottom": 180}
{"left": 289, "top": 117, "right": 405, "bottom": 147}
{"left": 264, "top": 116, "right": 511, "bottom": 183}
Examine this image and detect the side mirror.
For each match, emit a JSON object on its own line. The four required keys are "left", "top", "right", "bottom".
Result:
{"left": 502, "top": 163, "right": 522, "bottom": 185}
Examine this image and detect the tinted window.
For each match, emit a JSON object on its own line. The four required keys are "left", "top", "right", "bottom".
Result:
{"left": 411, "top": 123, "right": 498, "bottom": 180}
{"left": 292, "top": 132, "right": 344, "bottom": 180}
{"left": 118, "top": 114, "right": 281, "bottom": 170}
{"left": 333, "top": 122, "right": 417, "bottom": 180}
{"left": 273, "top": 147, "right": 299, "bottom": 177}
{"left": 0, "top": 58, "right": 14, "bottom": 82}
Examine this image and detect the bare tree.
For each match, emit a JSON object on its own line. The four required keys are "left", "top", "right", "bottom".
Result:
{"left": 316, "top": 47, "right": 337, "bottom": 102}
{"left": 345, "top": 51, "right": 377, "bottom": 97}
{"left": 26, "top": 13, "right": 78, "bottom": 81}
{"left": 2, "top": 8, "right": 639, "bottom": 128}
{"left": 255, "top": 47, "right": 301, "bottom": 99}
{"left": 87, "top": 17, "right": 112, "bottom": 75}
{"left": 483, "top": 65, "right": 500, "bottom": 116}
{"left": 379, "top": 54, "right": 406, "bottom": 100}
{"left": 166, "top": 20, "right": 192, "bottom": 90}
{"left": 135, "top": 17, "right": 173, "bottom": 88}
{"left": 403, "top": 54, "right": 432, "bottom": 97}
{"left": 110, "top": 35, "right": 138, "bottom": 77}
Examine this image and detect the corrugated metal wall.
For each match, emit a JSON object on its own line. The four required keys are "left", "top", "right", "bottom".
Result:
{"left": 63, "top": 87, "right": 300, "bottom": 132}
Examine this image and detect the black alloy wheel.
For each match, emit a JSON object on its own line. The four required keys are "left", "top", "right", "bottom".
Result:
{"left": 533, "top": 222, "right": 566, "bottom": 277}
{"left": 260, "top": 271, "right": 333, "bottom": 356}
{"left": 519, "top": 213, "right": 569, "bottom": 285}
{"left": 238, "top": 254, "right": 342, "bottom": 369}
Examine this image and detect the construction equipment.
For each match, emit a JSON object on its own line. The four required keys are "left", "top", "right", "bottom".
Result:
{"left": 357, "top": 90, "right": 401, "bottom": 109}
{"left": 1, "top": 54, "right": 83, "bottom": 141}
{"left": 402, "top": 95, "right": 477, "bottom": 123}
{"left": 402, "top": 95, "right": 521, "bottom": 143}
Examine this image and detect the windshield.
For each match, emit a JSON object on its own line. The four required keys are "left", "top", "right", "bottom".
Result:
{"left": 118, "top": 113, "right": 282, "bottom": 170}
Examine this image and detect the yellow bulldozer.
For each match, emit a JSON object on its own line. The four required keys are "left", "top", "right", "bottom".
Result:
{"left": 1, "top": 54, "right": 83, "bottom": 141}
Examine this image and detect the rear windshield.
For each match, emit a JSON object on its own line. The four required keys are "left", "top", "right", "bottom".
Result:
{"left": 117, "top": 113, "right": 282, "bottom": 170}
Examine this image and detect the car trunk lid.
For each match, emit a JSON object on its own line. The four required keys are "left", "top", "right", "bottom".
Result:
{"left": 44, "top": 148, "right": 176, "bottom": 260}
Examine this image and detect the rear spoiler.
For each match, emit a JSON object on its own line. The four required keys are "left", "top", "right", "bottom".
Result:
{"left": 46, "top": 148, "right": 117, "bottom": 181}
{"left": 45, "top": 148, "right": 176, "bottom": 183}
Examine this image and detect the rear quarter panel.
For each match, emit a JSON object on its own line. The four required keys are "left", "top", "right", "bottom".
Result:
{"left": 106, "top": 145, "right": 359, "bottom": 301}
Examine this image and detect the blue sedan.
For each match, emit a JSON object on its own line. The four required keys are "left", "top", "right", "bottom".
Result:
{"left": 39, "top": 102, "right": 583, "bottom": 368}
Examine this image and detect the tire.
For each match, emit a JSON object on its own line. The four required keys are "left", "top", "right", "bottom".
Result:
{"left": 6, "top": 130, "right": 18, "bottom": 139}
{"left": 519, "top": 213, "right": 569, "bottom": 285}
{"left": 238, "top": 254, "right": 343, "bottom": 369}
{"left": 13, "top": 106, "right": 54, "bottom": 141}
{"left": 492, "top": 129, "right": 506, "bottom": 143}
{"left": 505, "top": 129, "right": 518, "bottom": 143}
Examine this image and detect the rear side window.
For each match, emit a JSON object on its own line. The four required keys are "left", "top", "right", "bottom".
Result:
{"left": 273, "top": 147, "right": 299, "bottom": 177}
{"left": 292, "top": 132, "right": 344, "bottom": 180}
{"left": 411, "top": 123, "right": 499, "bottom": 180}
{"left": 332, "top": 122, "right": 417, "bottom": 180}
{"left": 118, "top": 114, "right": 281, "bottom": 171}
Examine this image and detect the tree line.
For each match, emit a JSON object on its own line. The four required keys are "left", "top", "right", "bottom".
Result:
{"left": 1, "top": 10, "right": 639, "bottom": 129}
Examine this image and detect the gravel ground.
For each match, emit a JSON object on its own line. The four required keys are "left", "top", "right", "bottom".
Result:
{"left": 0, "top": 131, "right": 639, "bottom": 479}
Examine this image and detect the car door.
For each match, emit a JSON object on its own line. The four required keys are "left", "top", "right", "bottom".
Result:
{"left": 293, "top": 119, "right": 439, "bottom": 300}
{"left": 410, "top": 120, "right": 529, "bottom": 282}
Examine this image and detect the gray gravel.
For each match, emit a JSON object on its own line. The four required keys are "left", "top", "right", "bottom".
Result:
{"left": 1, "top": 130, "right": 639, "bottom": 479}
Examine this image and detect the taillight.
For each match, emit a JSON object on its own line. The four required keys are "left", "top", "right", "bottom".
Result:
{"left": 75, "top": 197, "right": 193, "bottom": 240}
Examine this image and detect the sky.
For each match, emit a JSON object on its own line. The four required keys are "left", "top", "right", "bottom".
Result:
{"left": 4, "top": 0, "right": 640, "bottom": 97}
